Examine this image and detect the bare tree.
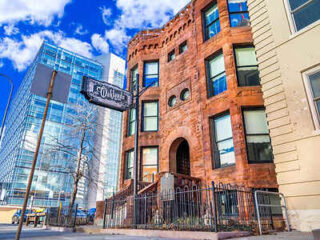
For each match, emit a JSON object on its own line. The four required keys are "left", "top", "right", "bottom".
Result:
{"left": 42, "top": 102, "right": 119, "bottom": 212}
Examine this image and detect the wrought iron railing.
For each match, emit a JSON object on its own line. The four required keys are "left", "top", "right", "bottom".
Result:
{"left": 103, "top": 182, "right": 270, "bottom": 232}
{"left": 46, "top": 204, "right": 88, "bottom": 227}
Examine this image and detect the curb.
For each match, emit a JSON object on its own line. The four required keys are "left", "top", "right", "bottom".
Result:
{"left": 76, "top": 227, "right": 251, "bottom": 240}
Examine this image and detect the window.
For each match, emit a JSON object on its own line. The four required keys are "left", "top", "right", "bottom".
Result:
{"left": 141, "top": 147, "right": 158, "bottom": 182}
{"left": 207, "top": 51, "right": 227, "bottom": 97}
{"left": 130, "top": 66, "right": 138, "bottom": 93}
{"left": 143, "top": 61, "right": 159, "bottom": 87}
{"left": 228, "top": 0, "right": 250, "bottom": 27}
{"left": 203, "top": 2, "right": 221, "bottom": 40}
{"left": 125, "top": 150, "right": 134, "bottom": 180}
{"left": 142, "top": 101, "right": 158, "bottom": 131}
{"left": 211, "top": 113, "right": 235, "bottom": 168}
{"left": 168, "top": 50, "right": 175, "bottom": 62}
{"left": 128, "top": 108, "right": 136, "bottom": 136}
{"left": 287, "top": 0, "right": 320, "bottom": 32}
{"left": 168, "top": 96, "right": 177, "bottom": 107}
{"left": 243, "top": 109, "right": 273, "bottom": 163}
{"left": 234, "top": 46, "right": 260, "bottom": 86}
{"left": 180, "top": 89, "right": 190, "bottom": 101}
{"left": 303, "top": 68, "right": 320, "bottom": 129}
{"left": 179, "top": 41, "right": 188, "bottom": 54}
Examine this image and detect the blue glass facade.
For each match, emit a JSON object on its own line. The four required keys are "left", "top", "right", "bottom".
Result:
{"left": 0, "top": 42, "right": 103, "bottom": 208}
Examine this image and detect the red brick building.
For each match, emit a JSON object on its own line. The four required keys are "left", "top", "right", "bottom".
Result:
{"left": 120, "top": 0, "right": 278, "bottom": 192}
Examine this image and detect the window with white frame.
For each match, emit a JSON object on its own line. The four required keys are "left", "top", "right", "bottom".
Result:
{"left": 303, "top": 68, "right": 320, "bottom": 129}
{"left": 286, "top": 0, "right": 320, "bottom": 32}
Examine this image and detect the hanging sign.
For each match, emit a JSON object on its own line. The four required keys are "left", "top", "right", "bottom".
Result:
{"left": 81, "top": 76, "right": 133, "bottom": 112}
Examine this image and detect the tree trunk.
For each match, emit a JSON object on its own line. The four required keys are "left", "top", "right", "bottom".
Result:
{"left": 68, "top": 129, "right": 86, "bottom": 215}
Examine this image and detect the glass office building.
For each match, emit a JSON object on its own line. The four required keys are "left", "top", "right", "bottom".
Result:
{"left": 0, "top": 42, "right": 124, "bottom": 208}
{"left": 87, "top": 54, "right": 125, "bottom": 208}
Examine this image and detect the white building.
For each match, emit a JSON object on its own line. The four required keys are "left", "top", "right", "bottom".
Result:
{"left": 87, "top": 53, "right": 125, "bottom": 209}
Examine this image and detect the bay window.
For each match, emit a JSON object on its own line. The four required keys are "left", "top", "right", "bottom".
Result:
{"left": 128, "top": 108, "right": 136, "bottom": 136}
{"left": 142, "top": 101, "right": 158, "bottom": 132}
{"left": 130, "top": 66, "right": 138, "bottom": 94}
{"left": 141, "top": 147, "right": 158, "bottom": 182}
{"left": 125, "top": 150, "right": 134, "bottom": 180}
{"left": 143, "top": 61, "right": 159, "bottom": 87}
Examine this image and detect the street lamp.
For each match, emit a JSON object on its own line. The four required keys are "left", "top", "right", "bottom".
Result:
{"left": 0, "top": 73, "right": 14, "bottom": 142}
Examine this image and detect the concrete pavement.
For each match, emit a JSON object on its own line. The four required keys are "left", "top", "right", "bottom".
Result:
{"left": 233, "top": 231, "right": 313, "bottom": 240}
{"left": 0, "top": 224, "right": 314, "bottom": 240}
{"left": 0, "top": 224, "right": 182, "bottom": 240}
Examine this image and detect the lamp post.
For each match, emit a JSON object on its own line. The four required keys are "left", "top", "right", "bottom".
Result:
{"left": 0, "top": 73, "right": 14, "bottom": 142}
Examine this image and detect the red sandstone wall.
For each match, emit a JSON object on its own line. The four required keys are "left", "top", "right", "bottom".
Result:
{"left": 120, "top": 0, "right": 278, "bottom": 190}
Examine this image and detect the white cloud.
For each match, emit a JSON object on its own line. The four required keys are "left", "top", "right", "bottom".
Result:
{"left": 0, "top": 61, "right": 3, "bottom": 68}
{"left": 0, "top": 0, "right": 72, "bottom": 26}
{"left": 104, "top": 27, "right": 130, "bottom": 54}
{"left": 101, "top": 0, "right": 190, "bottom": 53}
{"left": 75, "top": 24, "right": 88, "bottom": 35}
{"left": 115, "top": 0, "right": 190, "bottom": 30}
{"left": 100, "top": 6, "right": 112, "bottom": 25}
{"left": 91, "top": 34, "right": 109, "bottom": 54}
{"left": 0, "top": 31, "right": 94, "bottom": 71}
{"left": 3, "top": 24, "right": 19, "bottom": 36}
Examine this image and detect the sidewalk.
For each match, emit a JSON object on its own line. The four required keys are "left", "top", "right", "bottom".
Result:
{"left": 234, "top": 231, "right": 313, "bottom": 240}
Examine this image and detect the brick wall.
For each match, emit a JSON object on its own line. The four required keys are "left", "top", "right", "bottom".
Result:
{"left": 120, "top": 0, "right": 278, "bottom": 190}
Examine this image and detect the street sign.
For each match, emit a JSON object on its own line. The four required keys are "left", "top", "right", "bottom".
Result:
{"left": 81, "top": 76, "right": 133, "bottom": 112}
{"left": 31, "top": 64, "right": 71, "bottom": 104}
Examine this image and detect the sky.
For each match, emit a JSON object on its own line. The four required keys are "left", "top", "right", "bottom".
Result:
{"left": 0, "top": 0, "right": 190, "bottom": 126}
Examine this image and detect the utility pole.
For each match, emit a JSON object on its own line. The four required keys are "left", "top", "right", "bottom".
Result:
{"left": 0, "top": 74, "right": 14, "bottom": 142}
{"left": 15, "top": 70, "right": 57, "bottom": 240}
{"left": 132, "top": 73, "right": 140, "bottom": 227}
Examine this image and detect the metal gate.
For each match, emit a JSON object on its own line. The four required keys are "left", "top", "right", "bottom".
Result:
{"left": 254, "top": 190, "right": 290, "bottom": 235}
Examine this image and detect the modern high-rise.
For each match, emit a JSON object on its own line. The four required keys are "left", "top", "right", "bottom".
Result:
{"left": 0, "top": 42, "right": 125, "bottom": 209}
{"left": 87, "top": 54, "right": 125, "bottom": 209}
{"left": 247, "top": 0, "right": 320, "bottom": 232}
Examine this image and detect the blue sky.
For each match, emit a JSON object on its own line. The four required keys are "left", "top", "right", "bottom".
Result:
{"left": 0, "top": 0, "right": 189, "bottom": 125}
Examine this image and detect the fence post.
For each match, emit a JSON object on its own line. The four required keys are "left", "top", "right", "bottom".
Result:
{"left": 144, "top": 193, "right": 147, "bottom": 227}
{"left": 103, "top": 199, "right": 108, "bottom": 229}
{"left": 73, "top": 204, "right": 78, "bottom": 230}
{"left": 254, "top": 191, "right": 262, "bottom": 235}
{"left": 211, "top": 181, "right": 218, "bottom": 232}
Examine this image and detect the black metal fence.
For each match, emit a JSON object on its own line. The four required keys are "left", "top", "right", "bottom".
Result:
{"left": 103, "top": 182, "right": 268, "bottom": 232}
{"left": 46, "top": 204, "right": 88, "bottom": 227}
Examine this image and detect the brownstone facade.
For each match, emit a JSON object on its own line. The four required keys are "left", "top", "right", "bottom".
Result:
{"left": 120, "top": 0, "right": 278, "bottom": 190}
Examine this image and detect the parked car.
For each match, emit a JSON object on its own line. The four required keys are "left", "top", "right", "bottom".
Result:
{"left": 76, "top": 209, "right": 87, "bottom": 218}
{"left": 12, "top": 209, "right": 34, "bottom": 224}
{"left": 87, "top": 208, "right": 96, "bottom": 222}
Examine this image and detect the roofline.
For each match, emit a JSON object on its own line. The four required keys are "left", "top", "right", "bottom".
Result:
{"left": 128, "top": 0, "right": 192, "bottom": 46}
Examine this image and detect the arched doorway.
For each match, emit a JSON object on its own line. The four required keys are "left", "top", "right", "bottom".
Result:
{"left": 169, "top": 138, "right": 190, "bottom": 176}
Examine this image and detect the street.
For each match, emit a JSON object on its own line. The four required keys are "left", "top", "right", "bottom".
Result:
{"left": 0, "top": 224, "right": 314, "bottom": 240}
{"left": 0, "top": 224, "right": 180, "bottom": 240}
